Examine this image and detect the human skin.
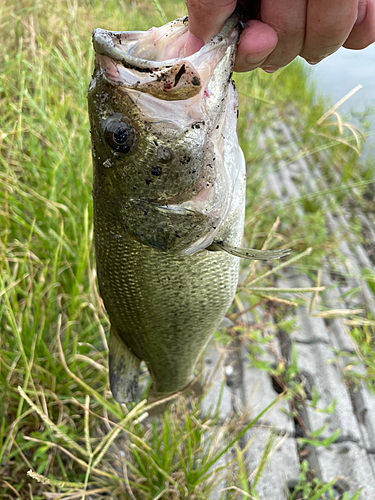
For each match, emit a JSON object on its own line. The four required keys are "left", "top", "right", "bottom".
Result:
{"left": 184, "top": 0, "right": 375, "bottom": 72}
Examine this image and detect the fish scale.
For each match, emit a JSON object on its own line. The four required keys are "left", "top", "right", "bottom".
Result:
{"left": 94, "top": 216, "right": 240, "bottom": 395}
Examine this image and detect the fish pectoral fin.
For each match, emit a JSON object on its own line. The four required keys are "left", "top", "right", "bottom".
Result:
{"left": 109, "top": 327, "right": 141, "bottom": 403}
{"left": 207, "top": 240, "right": 291, "bottom": 261}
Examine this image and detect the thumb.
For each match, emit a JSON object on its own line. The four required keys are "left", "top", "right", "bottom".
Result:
{"left": 184, "top": 0, "right": 237, "bottom": 55}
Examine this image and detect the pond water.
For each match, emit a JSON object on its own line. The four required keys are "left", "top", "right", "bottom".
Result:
{"left": 302, "top": 44, "right": 375, "bottom": 161}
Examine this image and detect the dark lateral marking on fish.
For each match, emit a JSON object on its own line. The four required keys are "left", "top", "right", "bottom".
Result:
{"left": 180, "top": 156, "right": 191, "bottom": 165}
{"left": 151, "top": 166, "right": 162, "bottom": 176}
{"left": 126, "top": 61, "right": 171, "bottom": 73}
{"left": 191, "top": 121, "right": 204, "bottom": 130}
{"left": 191, "top": 76, "right": 200, "bottom": 86}
{"left": 173, "top": 64, "right": 185, "bottom": 87}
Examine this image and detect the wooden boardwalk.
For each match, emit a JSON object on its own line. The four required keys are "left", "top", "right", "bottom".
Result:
{"left": 201, "top": 121, "right": 375, "bottom": 499}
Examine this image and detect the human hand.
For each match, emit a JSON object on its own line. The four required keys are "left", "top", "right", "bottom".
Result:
{"left": 184, "top": 0, "right": 375, "bottom": 72}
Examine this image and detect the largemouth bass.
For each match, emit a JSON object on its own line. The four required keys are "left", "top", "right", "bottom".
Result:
{"left": 88, "top": 13, "right": 289, "bottom": 407}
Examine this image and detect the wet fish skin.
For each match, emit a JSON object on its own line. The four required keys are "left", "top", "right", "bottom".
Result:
{"left": 89, "top": 75, "right": 218, "bottom": 254}
{"left": 88, "top": 15, "right": 246, "bottom": 404}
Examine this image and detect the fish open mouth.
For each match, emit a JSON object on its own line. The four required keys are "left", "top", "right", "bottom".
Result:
{"left": 92, "top": 12, "right": 241, "bottom": 101}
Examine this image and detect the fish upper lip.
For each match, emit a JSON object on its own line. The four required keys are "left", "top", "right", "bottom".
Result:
{"left": 92, "top": 12, "right": 241, "bottom": 101}
{"left": 92, "top": 11, "right": 241, "bottom": 71}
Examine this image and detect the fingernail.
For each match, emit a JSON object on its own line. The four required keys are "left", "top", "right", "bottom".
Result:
{"left": 262, "top": 65, "right": 278, "bottom": 73}
{"left": 304, "top": 58, "right": 319, "bottom": 65}
{"left": 184, "top": 32, "right": 204, "bottom": 57}
{"left": 356, "top": 1, "right": 367, "bottom": 25}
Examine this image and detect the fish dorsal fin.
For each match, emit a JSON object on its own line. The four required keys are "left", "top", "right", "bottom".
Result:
{"left": 208, "top": 240, "right": 291, "bottom": 261}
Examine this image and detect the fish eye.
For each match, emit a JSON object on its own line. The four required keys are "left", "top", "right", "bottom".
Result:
{"left": 105, "top": 120, "right": 137, "bottom": 154}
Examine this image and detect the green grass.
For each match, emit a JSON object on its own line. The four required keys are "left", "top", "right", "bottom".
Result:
{"left": 1, "top": 0, "right": 375, "bottom": 498}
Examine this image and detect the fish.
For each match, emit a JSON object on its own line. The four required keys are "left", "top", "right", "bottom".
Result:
{"left": 87, "top": 12, "right": 290, "bottom": 409}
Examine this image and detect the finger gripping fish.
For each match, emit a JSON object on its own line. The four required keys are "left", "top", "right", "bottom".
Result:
{"left": 88, "top": 13, "right": 289, "bottom": 407}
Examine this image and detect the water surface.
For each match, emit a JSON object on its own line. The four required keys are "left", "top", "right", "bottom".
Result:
{"left": 303, "top": 44, "right": 375, "bottom": 159}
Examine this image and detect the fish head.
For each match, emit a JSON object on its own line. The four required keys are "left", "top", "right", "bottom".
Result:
{"left": 88, "top": 14, "right": 241, "bottom": 254}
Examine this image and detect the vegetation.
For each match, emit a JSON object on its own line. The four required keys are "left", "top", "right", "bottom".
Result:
{"left": 1, "top": 0, "right": 374, "bottom": 498}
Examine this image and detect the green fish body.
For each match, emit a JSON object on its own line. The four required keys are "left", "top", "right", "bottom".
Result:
{"left": 88, "top": 14, "right": 288, "bottom": 405}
